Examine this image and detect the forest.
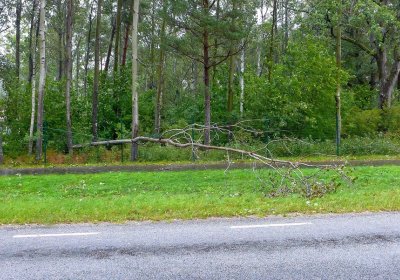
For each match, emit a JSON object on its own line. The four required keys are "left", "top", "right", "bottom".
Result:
{"left": 1, "top": 0, "right": 400, "bottom": 164}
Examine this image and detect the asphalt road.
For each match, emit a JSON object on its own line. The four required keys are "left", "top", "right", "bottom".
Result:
{"left": 1, "top": 212, "right": 399, "bottom": 280}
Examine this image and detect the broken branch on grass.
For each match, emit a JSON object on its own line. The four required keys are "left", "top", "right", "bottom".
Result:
{"left": 73, "top": 136, "right": 334, "bottom": 169}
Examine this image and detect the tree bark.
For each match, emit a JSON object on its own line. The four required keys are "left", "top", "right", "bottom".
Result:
{"left": 28, "top": 18, "right": 39, "bottom": 155}
{"left": 283, "top": 0, "right": 289, "bottom": 52}
{"left": 131, "top": 0, "right": 140, "bottom": 161}
{"left": 114, "top": 0, "right": 123, "bottom": 74}
{"left": 154, "top": 2, "right": 166, "bottom": 135}
{"left": 211, "top": 0, "right": 220, "bottom": 85}
{"left": 65, "top": 0, "right": 73, "bottom": 155}
{"left": 36, "top": 0, "right": 46, "bottom": 161}
{"left": 83, "top": 2, "right": 94, "bottom": 98}
{"left": 112, "top": 0, "right": 123, "bottom": 126}
{"left": 203, "top": 31, "right": 211, "bottom": 146}
{"left": 335, "top": 5, "right": 342, "bottom": 155}
{"left": 268, "top": 0, "right": 277, "bottom": 81}
{"left": 149, "top": 0, "right": 156, "bottom": 89}
{"left": 104, "top": 17, "right": 116, "bottom": 73}
{"left": 92, "top": 0, "right": 102, "bottom": 141}
{"left": 192, "top": 60, "right": 198, "bottom": 93}
{"left": 376, "top": 47, "right": 400, "bottom": 109}
{"left": 227, "top": 54, "right": 235, "bottom": 113}
{"left": 15, "top": 0, "right": 22, "bottom": 81}
{"left": 203, "top": 1, "right": 211, "bottom": 146}
{"left": 75, "top": 36, "right": 81, "bottom": 95}
{"left": 0, "top": 125, "right": 3, "bottom": 165}
{"left": 28, "top": 0, "right": 38, "bottom": 83}
{"left": 121, "top": 22, "right": 131, "bottom": 66}
{"left": 256, "top": 0, "right": 266, "bottom": 77}
{"left": 28, "top": 2, "right": 39, "bottom": 155}
{"left": 239, "top": 47, "right": 245, "bottom": 117}
{"left": 56, "top": 0, "right": 64, "bottom": 81}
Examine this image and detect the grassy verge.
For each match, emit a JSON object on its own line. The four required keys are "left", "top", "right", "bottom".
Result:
{"left": 2, "top": 154, "right": 400, "bottom": 169}
{"left": 0, "top": 166, "right": 399, "bottom": 224}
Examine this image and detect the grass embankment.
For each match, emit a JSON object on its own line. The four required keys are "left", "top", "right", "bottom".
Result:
{"left": 0, "top": 166, "right": 399, "bottom": 224}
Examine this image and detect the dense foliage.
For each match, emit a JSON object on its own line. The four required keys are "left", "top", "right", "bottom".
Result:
{"left": 0, "top": 0, "right": 400, "bottom": 162}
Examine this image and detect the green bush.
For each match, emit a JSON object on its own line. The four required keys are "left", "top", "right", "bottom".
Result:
{"left": 344, "top": 108, "right": 382, "bottom": 136}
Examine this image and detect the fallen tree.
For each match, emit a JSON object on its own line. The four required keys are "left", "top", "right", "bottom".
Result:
{"left": 73, "top": 124, "right": 353, "bottom": 199}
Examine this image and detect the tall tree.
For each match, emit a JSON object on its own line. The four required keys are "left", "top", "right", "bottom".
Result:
{"left": 83, "top": 1, "right": 94, "bottom": 97}
{"left": 104, "top": 17, "right": 116, "bottom": 73}
{"left": 28, "top": 0, "right": 38, "bottom": 83}
{"left": 131, "top": 0, "right": 140, "bottom": 161}
{"left": 114, "top": 0, "right": 123, "bottom": 73}
{"left": 227, "top": 0, "right": 238, "bottom": 114}
{"left": 335, "top": 0, "right": 342, "bottom": 155}
{"left": 154, "top": 0, "right": 166, "bottom": 135}
{"left": 55, "top": 0, "right": 65, "bottom": 81}
{"left": 256, "top": 0, "right": 266, "bottom": 77}
{"left": 227, "top": 54, "right": 235, "bottom": 113}
{"left": 166, "top": 0, "right": 253, "bottom": 145}
{"left": 239, "top": 46, "right": 245, "bottom": 117}
{"left": 28, "top": 4, "right": 39, "bottom": 155}
{"left": 0, "top": 125, "right": 3, "bottom": 165}
{"left": 65, "top": 0, "right": 73, "bottom": 155}
{"left": 267, "top": 0, "right": 278, "bottom": 81}
{"left": 92, "top": 0, "right": 102, "bottom": 141}
{"left": 36, "top": 0, "right": 46, "bottom": 160}
{"left": 15, "top": 0, "right": 22, "bottom": 81}
{"left": 321, "top": 0, "right": 400, "bottom": 109}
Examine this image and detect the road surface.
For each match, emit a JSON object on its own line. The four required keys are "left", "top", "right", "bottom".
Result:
{"left": 1, "top": 212, "right": 399, "bottom": 279}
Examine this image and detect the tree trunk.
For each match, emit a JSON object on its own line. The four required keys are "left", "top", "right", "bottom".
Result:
{"left": 268, "top": 0, "right": 277, "bottom": 81}
{"left": 131, "top": 0, "right": 140, "bottom": 161}
{"left": 112, "top": 0, "right": 123, "bottom": 127}
{"left": 15, "top": 0, "right": 22, "bottom": 81}
{"left": 227, "top": 54, "right": 235, "bottom": 113}
{"left": 56, "top": 0, "right": 64, "bottom": 81}
{"left": 192, "top": 60, "right": 198, "bottom": 93}
{"left": 104, "top": 17, "right": 116, "bottom": 73}
{"left": 36, "top": 0, "right": 46, "bottom": 161}
{"left": 121, "top": 22, "right": 131, "bottom": 66}
{"left": 28, "top": 21, "right": 39, "bottom": 155}
{"left": 92, "top": 0, "right": 102, "bottom": 141}
{"left": 211, "top": 0, "right": 220, "bottom": 85}
{"left": 28, "top": 0, "right": 38, "bottom": 83}
{"left": 256, "top": 0, "right": 266, "bottom": 77}
{"left": 29, "top": 55, "right": 37, "bottom": 156}
{"left": 335, "top": 6, "right": 342, "bottom": 155}
{"left": 376, "top": 48, "right": 400, "bottom": 109}
{"left": 149, "top": 0, "right": 156, "bottom": 89}
{"left": 283, "top": 0, "right": 289, "bottom": 52}
{"left": 65, "top": 0, "right": 73, "bottom": 155}
{"left": 28, "top": 3, "right": 39, "bottom": 155}
{"left": 239, "top": 47, "right": 245, "bottom": 117}
{"left": 57, "top": 31, "right": 63, "bottom": 81}
{"left": 0, "top": 126, "right": 3, "bottom": 165}
{"left": 227, "top": 0, "right": 237, "bottom": 113}
{"left": 75, "top": 36, "right": 81, "bottom": 95}
{"left": 154, "top": 3, "right": 166, "bottom": 135}
{"left": 203, "top": 30, "right": 211, "bottom": 146}
{"left": 83, "top": 2, "right": 94, "bottom": 98}
{"left": 114, "top": 0, "right": 123, "bottom": 74}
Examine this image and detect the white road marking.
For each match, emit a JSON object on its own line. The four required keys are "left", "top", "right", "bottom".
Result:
{"left": 13, "top": 232, "right": 100, "bottom": 238}
{"left": 230, "top": 222, "right": 312, "bottom": 229}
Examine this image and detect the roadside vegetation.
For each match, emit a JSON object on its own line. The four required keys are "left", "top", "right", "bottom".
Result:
{"left": 2, "top": 135, "right": 400, "bottom": 167}
{"left": 0, "top": 166, "right": 399, "bottom": 224}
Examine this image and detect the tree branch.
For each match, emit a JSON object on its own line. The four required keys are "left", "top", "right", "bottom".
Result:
{"left": 73, "top": 136, "right": 333, "bottom": 169}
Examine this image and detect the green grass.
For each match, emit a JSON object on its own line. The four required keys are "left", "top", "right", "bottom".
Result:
{"left": 0, "top": 166, "right": 399, "bottom": 224}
